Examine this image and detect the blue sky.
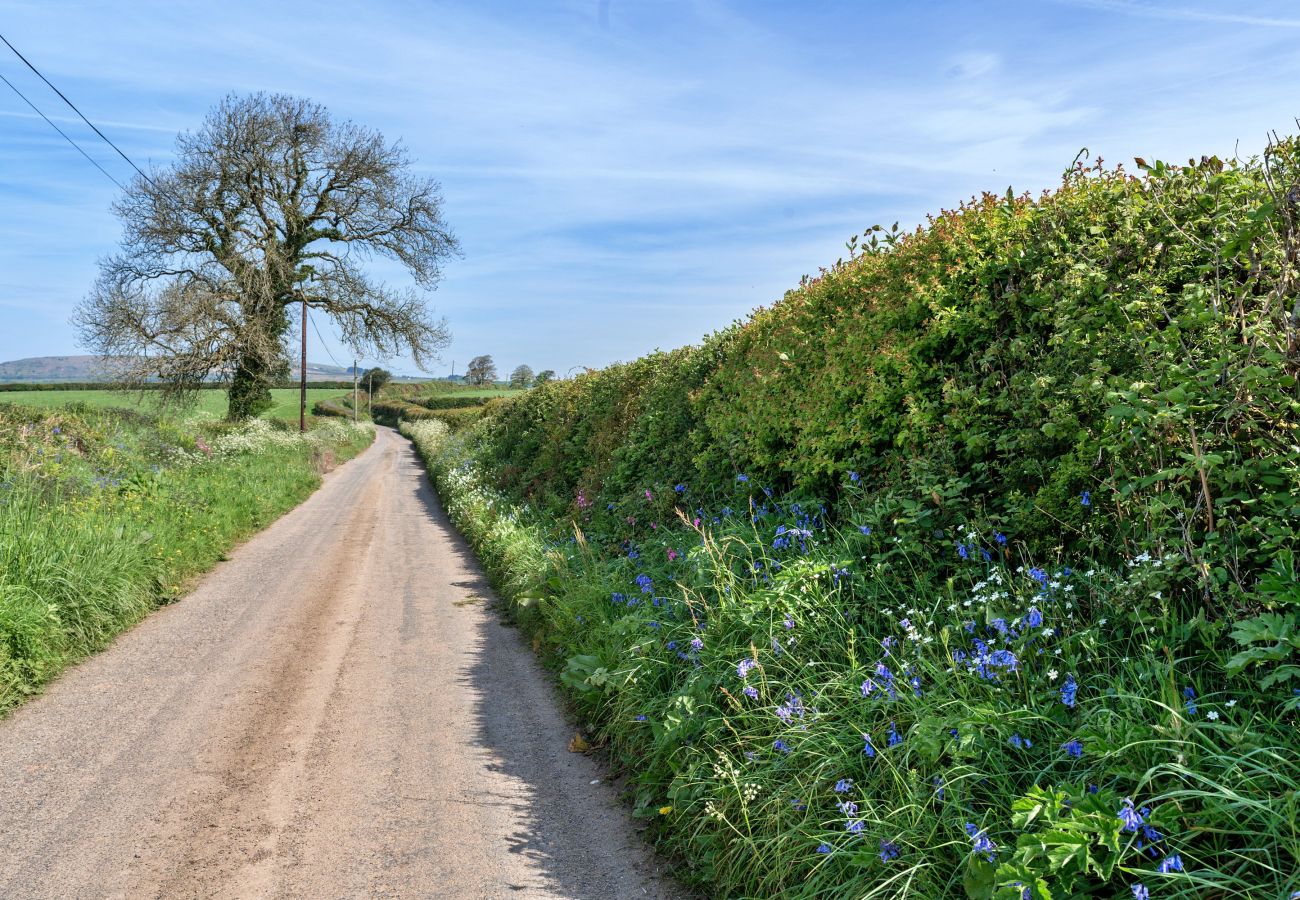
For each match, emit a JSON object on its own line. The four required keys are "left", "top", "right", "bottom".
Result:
{"left": 2, "top": 0, "right": 1300, "bottom": 378}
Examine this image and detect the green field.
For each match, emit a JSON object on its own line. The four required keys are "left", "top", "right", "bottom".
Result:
{"left": 0, "top": 388, "right": 346, "bottom": 420}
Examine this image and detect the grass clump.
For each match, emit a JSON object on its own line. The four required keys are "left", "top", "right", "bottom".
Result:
{"left": 0, "top": 404, "right": 373, "bottom": 711}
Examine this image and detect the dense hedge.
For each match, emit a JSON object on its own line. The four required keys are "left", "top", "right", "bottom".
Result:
{"left": 473, "top": 148, "right": 1300, "bottom": 612}
{"left": 413, "top": 142, "right": 1300, "bottom": 900}
{"left": 371, "top": 398, "right": 487, "bottom": 430}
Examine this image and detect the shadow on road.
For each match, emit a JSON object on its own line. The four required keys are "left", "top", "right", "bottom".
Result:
{"left": 396, "top": 436, "right": 690, "bottom": 900}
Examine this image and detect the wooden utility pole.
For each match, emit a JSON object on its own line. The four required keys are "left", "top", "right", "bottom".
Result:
{"left": 299, "top": 297, "right": 308, "bottom": 433}
{"left": 353, "top": 359, "right": 359, "bottom": 423}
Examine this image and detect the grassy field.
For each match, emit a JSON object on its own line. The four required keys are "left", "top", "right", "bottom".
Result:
{"left": 0, "top": 388, "right": 346, "bottom": 420}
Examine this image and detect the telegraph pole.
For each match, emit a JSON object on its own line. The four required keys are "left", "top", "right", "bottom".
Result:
{"left": 299, "top": 296, "right": 308, "bottom": 433}
{"left": 352, "top": 359, "right": 359, "bottom": 423}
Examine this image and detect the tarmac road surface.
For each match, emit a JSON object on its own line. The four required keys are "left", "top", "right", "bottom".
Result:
{"left": 0, "top": 427, "right": 684, "bottom": 900}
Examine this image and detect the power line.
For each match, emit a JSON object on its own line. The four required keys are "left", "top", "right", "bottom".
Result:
{"left": 307, "top": 307, "right": 344, "bottom": 368}
{"left": 0, "top": 71, "right": 124, "bottom": 189}
{"left": 0, "top": 31, "right": 153, "bottom": 186}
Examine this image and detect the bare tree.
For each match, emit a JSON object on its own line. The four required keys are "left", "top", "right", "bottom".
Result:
{"left": 509, "top": 364, "right": 534, "bottom": 389}
{"left": 74, "top": 93, "right": 459, "bottom": 418}
{"left": 464, "top": 355, "right": 496, "bottom": 386}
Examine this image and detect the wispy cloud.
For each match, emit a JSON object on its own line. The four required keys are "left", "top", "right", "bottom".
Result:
{"left": 1051, "top": 0, "right": 1300, "bottom": 28}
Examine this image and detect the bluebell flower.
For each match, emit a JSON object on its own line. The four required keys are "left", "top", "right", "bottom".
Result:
{"left": 1131, "top": 885, "right": 1149, "bottom": 900}
{"left": 837, "top": 800, "right": 858, "bottom": 816}
{"left": 849, "top": 470, "right": 860, "bottom": 483}
{"left": 1158, "top": 854, "right": 1183, "bottom": 873}
{"left": 773, "top": 739, "right": 791, "bottom": 754}
{"left": 1081, "top": 490, "right": 1091, "bottom": 507}
{"left": 1183, "top": 686, "right": 1197, "bottom": 716}
{"left": 736, "top": 474, "right": 749, "bottom": 483}
{"left": 1028, "top": 566, "right": 1049, "bottom": 587}
{"left": 1062, "top": 739, "right": 1083, "bottom": 758}
{"left": 833, "top": 779, "right": 853, "bottom": 793}
{"left": 957, "top": 543, "right": 970, "bottom": 560}
{"left": 743, "top": 685, "right": 758, "bottom": 699}
{"left": 964, "top": 823, "right": 997, "bottom": 862}
{"left": 689, "top": 637, "right": 703, "bottom": 651}
{"left": 815, "top": 843, "right": 832, "bottom": 854}
{"left": 879, "top": 839, "right": 900, "bottom": 862}
{"left": 994, "top": 532, "right": 1007, "bottom": 546}
{"left": 887, "top": 721, "right": 902, "bottom": 747}
{"left": 858, "top": 525, "right": 872, "bottom": 535}
{"left": 737, "top": 658, "right": 758, "bottom": 679}
{"left": 862, "top": 733, "right": 876, "bottom": 757}
{"left": 933, "top": 776, "right": 945, "bottom": 800}
{"left": 1027, "top": 607, "right": 1043, "bottom": 628}
{"left": 1009, "top": 733, "right": 1031, "bottom": 749}
{"left": 674, "top": 483, "right": 686, "bottom": 493}
{"left": 783, "top": 615, "right": 795, "bottom": 629}
{"left": 635, "top": 574, "right": 653, "bottom": 593}
{"left": 635, "top": 714, "right": 647, "bottom": 721}
{"left": 1118, "top": 798, "right": 1146, "bottom": 833}
{"left": 845, "top": 819, "right": 865, "bottom": 835}
{"left": 1061, "top": 675, "right": 1078, "bottom": 708}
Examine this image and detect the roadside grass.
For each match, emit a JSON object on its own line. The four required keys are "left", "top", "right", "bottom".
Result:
{"left": 0, "top": 405, "right": 373, "bottom": 712}
{"left": 401, "top": 420, "right": 1300, "bottom": 900}
{"left": 0, "top": 387, "right": 344, "bottom": 420}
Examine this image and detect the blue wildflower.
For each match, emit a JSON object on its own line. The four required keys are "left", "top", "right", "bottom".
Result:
{"left": 674, "top": 483, "right": 686, "bottom": 493}
{"left": 994, "top": 532, "right": 1007, "bottom": 546}
{"left": 743, "top": 685, "right": 758, "bottom": 699}
{"left": 879, "top": 839, "right": 900, "bottom": 862}
{"left": 845, "top": 819, "right": 865, "bottom": 835}
{"left": 837, "top": 800, "right": 858, "bottom": 816}
{"left": 1118, "top": 798, "right": 1146, "bottom": 833}
{"left": 964, "top": 823, "right": 997, "bottom": 862}
{"left": 1131, "top": 885, "right": 1149, "bottom": 900}
{"left": 849, "top": 470, "right": 860, "bottom": 483}
{"left": 1183, "top": 686, "right": 1197, "bottom": 716}
{"left": 1026, "top": 607, "right": 1044, "bottom": 628}
{"left": 1081, "top": 490, "right": 1091, "bottom": 507}
{"left": 957, "top": 543, "right": 969, "bottom": 560}
{"left": 933, "top": 776, "right": 945, "bottom": 801}
{"left": 635, "top": 714, "right": 647, "bottom": 721}
{"left": 737, "top": 658, "right": 758, "bottom": 679}
{"left": 815, "top": 843, "right": 832, "bottom": 854}
{"left": 862, "top": 733, "right": 876, "bottom": 757}
{"left": 1009, "top": 733, "right": 1031, "bottom": 749}
{"left": 736, "top": 474, "right": 749, "bottom": 483}
{"left": 773, "top": 739, "right": 791, "bottom": 754}
{"left": 834, "top": 778, "right": 853, "bottom": 793}
{"left": 1062, "top": 739, "right": 1083, "bottom": 758}
{"left": 858, "top": 525, "right": 872, "bottom": 535}
{"left": 635, "top": 574, "right": 653, "bottom": 593}
{"left": 1061, "top": 674, "right": 1078, "bottom": 708}
{"left": 1158, "top": 854, "right": 1183, "bottom": 873}
{"left": 689, "top": 637, "right": 703, "bottom": 652}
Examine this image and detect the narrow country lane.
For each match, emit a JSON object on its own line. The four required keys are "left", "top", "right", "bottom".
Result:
{"left": 0, "top": 428, "right": 684, "bottom": 900}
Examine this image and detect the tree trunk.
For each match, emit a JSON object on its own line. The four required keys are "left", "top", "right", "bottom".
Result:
{"left": 227, "top": 352, "right": 276, "bottom": 420}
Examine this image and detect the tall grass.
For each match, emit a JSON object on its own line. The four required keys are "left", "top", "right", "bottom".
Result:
{"left": 0, "top": 406, "right": 374, "bottom": 711}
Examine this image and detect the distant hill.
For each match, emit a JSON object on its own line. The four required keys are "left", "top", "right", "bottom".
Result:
{"left": 0, "top": 356, "right": 373, "bottom": 383}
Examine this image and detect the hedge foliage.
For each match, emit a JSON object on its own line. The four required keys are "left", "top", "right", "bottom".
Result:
{"left": 472, "top": 147, "right": 1300, "bottom": 613}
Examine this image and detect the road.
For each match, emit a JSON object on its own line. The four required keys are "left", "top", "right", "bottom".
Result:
{"left": 0, "top": 428, "right": 684, "bottom": 900}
